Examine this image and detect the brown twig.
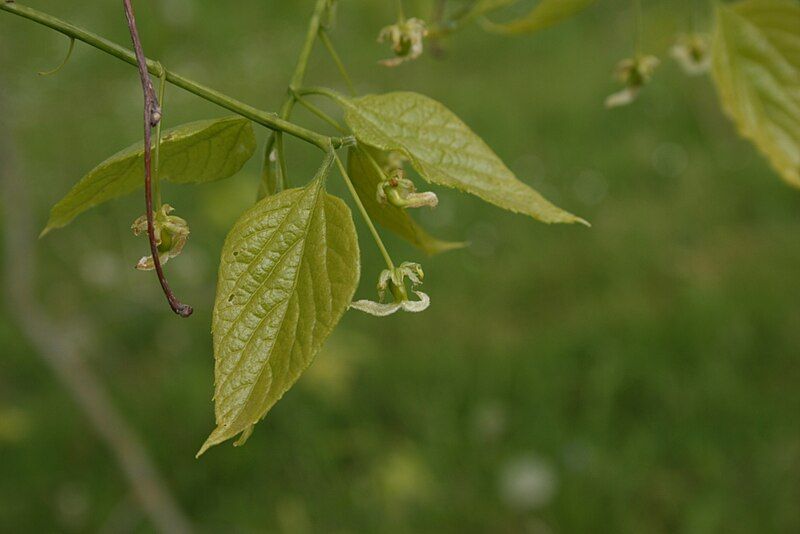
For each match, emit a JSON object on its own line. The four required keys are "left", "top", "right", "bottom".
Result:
{"left": 122, "top": 0, "right": 192, "bottom": 317}
{"left": 0, "top": 75, "right": 194, "bottom": 534}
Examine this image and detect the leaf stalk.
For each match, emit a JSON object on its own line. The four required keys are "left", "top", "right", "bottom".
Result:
{"left": 333, "top": 151, "right": 395, "bottom": 271}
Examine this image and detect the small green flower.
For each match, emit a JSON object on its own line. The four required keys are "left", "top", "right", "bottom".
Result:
{"left": 378, "top": 18, "right": 428, "bottom": 67}
{"left": 605, "top": 55, "right": 660, "bottom": 109}
{"left": 351, "top": 261, "right": 430, "bottom": 316}
{"left": 377, "top": 168, "right": 438, "bottom": 209}
{"left": 671, "top": 34, "right": 711, "bottom": 76}
{"left": 131, "top": 204, "right": 190, "bottom": 271}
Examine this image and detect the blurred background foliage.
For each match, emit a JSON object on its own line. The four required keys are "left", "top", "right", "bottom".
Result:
{"left": 2, "top": 0, "right": 800, "bottom": 532}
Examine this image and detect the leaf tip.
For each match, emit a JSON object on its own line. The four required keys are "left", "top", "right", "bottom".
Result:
{"left": 196, "top": 421, "right": 256, "bottom": 458}
{"left": 195, "top": 432, "right": 221, "bottom": 459}
{"left": 195, "top": 443, "right": 211, "bottom": 459}
{"left": 38, "top": 223, "right": 56, "bottom": 239}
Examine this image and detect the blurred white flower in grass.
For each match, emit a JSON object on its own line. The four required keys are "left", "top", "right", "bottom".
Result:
{"left": 499, "top": 454, "right": 558, "bottom": 511}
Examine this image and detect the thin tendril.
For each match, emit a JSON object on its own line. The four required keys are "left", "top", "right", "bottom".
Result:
{"left": 152, "top": 63, "right": 167, "bottom": 208}
{"left": 38, "top": 36, "right": 76, "bottom": 76}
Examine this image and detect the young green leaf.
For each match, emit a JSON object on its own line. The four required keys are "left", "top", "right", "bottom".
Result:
{"left": 42, "top": 116, "right": 256, "bottom": 235}
{"left": 337, "top": 92, "right": 587, "bottom": 225}
{"left": 198, "top": 156, "right": 360, "bottom": 456}
{"left": 347, "top": 147, "right": 465, "bottom": 255}
{"left": 484, "top": 0, "right": 596, "bottom": 34}
{"left": 712, "top": 0, "right": 800, "bottom": 187}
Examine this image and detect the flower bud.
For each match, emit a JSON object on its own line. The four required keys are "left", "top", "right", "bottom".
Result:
{"left": 131, "top": 204, "right": 190, "bottom": 271}
{"left": 378, "top": 18, "right": 428, "bottom": 67}
{"left": 605, "top": 55, "right": 660, "bottom": 109}
{"left": 351, "top": 261, "right": 430, "bottom": 316}
{"left": 377, "top": 169, "right": 438, "bottom": 210}
{"left": 671, "top": 34, "right": 711, "bottom": 76}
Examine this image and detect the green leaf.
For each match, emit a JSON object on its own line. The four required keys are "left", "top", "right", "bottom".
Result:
{"left": 42, "top": 116, "right": 256, "bottom": 235}
{"left": 338, "top": 92, "right": 587, "bottom": 226}
{"left": 198, "top": 155, "right": 360, "bottom": 456}
{"left": 347, "top": 147, "right": 465, "bottom": 255}
{"left": 484, "top": 0, "right": 596, "bottom": 34}
{"left": 712, "top": 0, "right": 800, "bottom": 187}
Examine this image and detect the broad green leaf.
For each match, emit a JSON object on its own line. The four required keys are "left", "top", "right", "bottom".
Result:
{"left": 485, "top": 0, "right": 596, "bottom": 34}
{"left": 338, "top": 92, "right": 587, "bottom": 225}
{"left": 347, "top": 147, "right": 465, "bottom": 255}
{"left": 198, "top": 156, "right": 360, "bottom": 456}
{"left": 42, "top": 116, "right": 256, "bottom": 235}
{"left": 712, "top": 0, "right": 800, "bottom": 187}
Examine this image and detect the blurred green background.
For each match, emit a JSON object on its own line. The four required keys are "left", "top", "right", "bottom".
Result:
{"left": 2, "top": 0, "right": 800, "bottom": 532}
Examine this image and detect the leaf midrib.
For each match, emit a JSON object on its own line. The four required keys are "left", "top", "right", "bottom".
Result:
{"left": 214, "top": 181, "right": 324, "bottom": 425}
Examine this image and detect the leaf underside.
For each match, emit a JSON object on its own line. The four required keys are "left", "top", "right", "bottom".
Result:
{"left": 712, "top": 0, "right": 800, "bottom": 187}
{"left": 347, "top": 147, "right": 465, "bottom": 255}
{"left": 42, "top": 116, "right": 256, "bottom": 235}
{"left": 487, "top": 0, "right": 596, "bottom": 34}
{"left": 199, "top": 156, "right": 360, "bottom": 456}
{"left": 340, "top": 92, "right": 587, "bottom": 226}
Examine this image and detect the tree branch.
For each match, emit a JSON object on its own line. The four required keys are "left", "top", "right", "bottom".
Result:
{"left": 0, "top": 1, "right": 341, "bottom": 151}
{"left": 122, "top": 0, "right": 192, "bottom": 317}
